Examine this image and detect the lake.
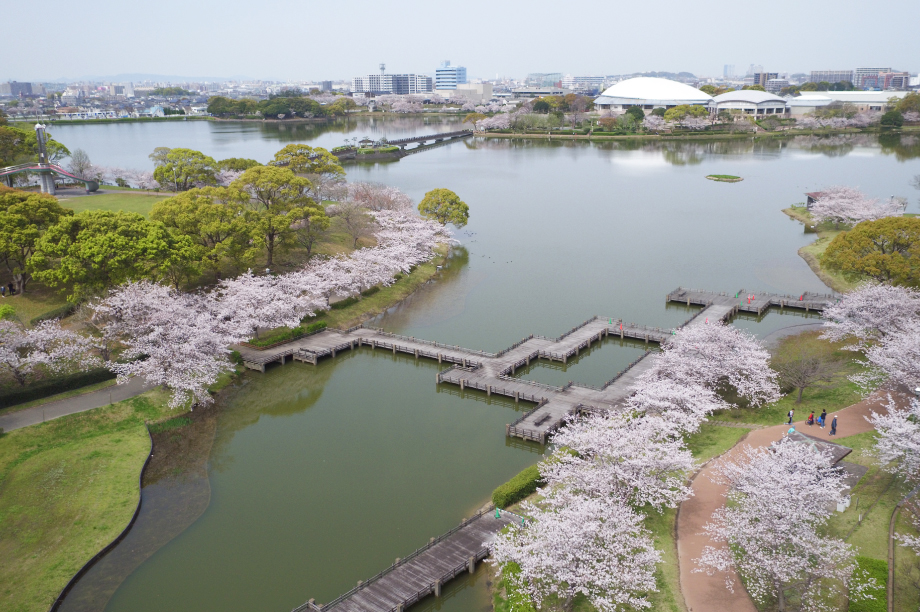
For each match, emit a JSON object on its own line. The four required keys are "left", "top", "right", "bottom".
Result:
{"left": 52, "top": 118, "right": 920, "bottom": 612}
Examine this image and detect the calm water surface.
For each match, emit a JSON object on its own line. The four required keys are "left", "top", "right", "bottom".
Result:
{"left": 51, "top": 119, "right": 920, "bottom": 612}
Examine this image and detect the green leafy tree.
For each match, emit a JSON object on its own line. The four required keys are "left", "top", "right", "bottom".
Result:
{"left": 663, "top": 104, "right": 708, "bottom": 122}
{"left": 30, "top": 210, "right": 191, "bottom": 300}
{"left": 152, "top": 148, "right": 219, "bottom": 192}
{"left": 881, "top": 110, "right": 904, "bottom": 128}
{"left": 742, "top": 85, "right": 767, "bottom": 92}
{"left": 897, "top": 92, "right": 920, "bottom": 114}
{"left": 218, "top": 157, "right": 261, "bottom": 171}
{"left": 290, "top": 204, "right": 331, "bottom": 257}
{"left": 624, "top": 106, "right": 645, "bottom": 122}
{"left": 0, "top": 190, "right": 73, "bottom": 293}
{"left": 823, "top": 217, "right": 920, "bottom": 285}
{"left": 231, "top": 166, "right": 313, "bottom": 266}
{"left": 326, "top": 98, "right": 357, "bottom": 116}
{"left": 0, "top": 125, "right": 69, "bottom": 166}
{"left": 418, "top": 188, "right": 469, "bottom": 228}
{"left": 650, "top": 107, "right": 667, "bottom": 117}
{"left": 150, "top": 186, "right": 258, "bottom": 275}
{"left": 463, "top": 112, "right": 487, "bottom": 125}
{"left": 800, "top": 82, "right": 819, "bottom": 92}
{"left": 532, "top": 99, "right": 551, "bottom": 113}
{"left": 272, "top": 144, "right": 345, "bottom": 204}
{"left": 149, "top": 146, "right": 172, "bottom": 167}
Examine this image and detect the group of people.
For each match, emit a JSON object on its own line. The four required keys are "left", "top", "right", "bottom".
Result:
{"left": 787, "top": 408, "right": 838, "bottom": 436}
{"left": 1, "top": 282, "right": 13, "bottom": 297}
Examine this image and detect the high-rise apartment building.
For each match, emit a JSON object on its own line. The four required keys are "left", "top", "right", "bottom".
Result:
{"left": 810, "top": 70, "right": 854, "bottom": 84}
{"left": 860, "top": 71, "right": 910, "bottom": 90}
{"left": 723, "top": 65, "right": 734, "bottom": 78}
{"left": 435, "top": 61, "right": 467, "bottom": 90}
{"left": 351, "top": 73, "right": 432, "bottom": 95}
{"left": 1, "top": 81, "right": 33, "bottom": 97}
{"left": 561, "top": 75, "right": 606, "bottom": 90}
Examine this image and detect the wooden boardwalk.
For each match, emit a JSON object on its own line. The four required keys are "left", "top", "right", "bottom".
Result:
{"left": 234, "top": 287, "right": 838, "bottom": 445}
{"left": 293, "top": 506, "right": 518, "bottom": 612}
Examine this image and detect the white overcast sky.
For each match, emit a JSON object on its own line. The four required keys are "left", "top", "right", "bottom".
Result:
{"left": 5, "top": 0, "right": 919, "bottom": 82}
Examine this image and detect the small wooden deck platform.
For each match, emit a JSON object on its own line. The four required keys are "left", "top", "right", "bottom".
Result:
{"left": 293, "top": 507, "right": 517, "bottom": 612}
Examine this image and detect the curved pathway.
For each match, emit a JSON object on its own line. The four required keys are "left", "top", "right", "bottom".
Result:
{"left": 677, "top": 391, "right": 900, "bottom": 612}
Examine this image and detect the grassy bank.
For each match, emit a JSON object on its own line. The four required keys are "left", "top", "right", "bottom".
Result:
{"left": 309, "top": 244, "right": 450, "bottom": 330}
{"left": 58, "top": 192, "right": 171, "bottom": 217}
{"left": 0, "top": 389, "right": 179, "bottom": 612}
{"left": 783, "top": 206, "right": 859, "bottom": 293}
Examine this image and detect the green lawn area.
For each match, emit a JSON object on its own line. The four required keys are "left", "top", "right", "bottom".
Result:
{"left": 706, "top": 174, "right": 743, "bottom": 181}
{"left": 0, "top": 284, "right": 69, "bottom": 325}
{"left": 0, "top": 388, "right": 180, "bottom": 612}
{"left": 58, "top": 192, "right": 170, "bottom": 218}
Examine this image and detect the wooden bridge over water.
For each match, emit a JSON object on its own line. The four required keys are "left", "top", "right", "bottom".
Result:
{"left": 332, "top": 130, "right": 473, "bottom": 161}
{"left": 236, "top": 287, "right": 837, "bottom": 445}
{"left": 249, "top": 286, "right": 838, "bottom": 612}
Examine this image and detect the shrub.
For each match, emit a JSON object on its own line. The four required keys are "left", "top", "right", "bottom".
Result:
{"left": 305, "top": 321, "right": 327, "bottom": 333}
{"left": 230, "top": 350, "right": 243, "bottom": 365}
{"left": 360, "top": 286, "right": 380, "bottom": 297}
{"left": 849, "top": 556, "right": 887, "bottom": 612}
{"left": 30, "top": 303, "right": 77, "bottom": 326}
{"left": 492, "top": 464, "right": 542, "bottom": 509}
{"left": 330, "top": 295, "right": 359, "bottom": 310}
{"left": 880, "top": 110, "right": 904, "bottom": 128}
{"left": 245, "top": 321, "right": 327, "bottom": 348}
{"left": 0, "top": 304, "right": 15, "bottom": 320}
{"left": 0, "top": 367, "right": 116, "bottom": 408}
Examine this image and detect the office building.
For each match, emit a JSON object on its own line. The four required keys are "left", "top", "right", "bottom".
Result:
{"left": 321, "top": 81, "right": 333, "bottom": 92}
{"left": 854, "top": 67, "right": 891, "bottom": 88}
{"left": 753, "top": 72, "right": 778, "bottom": 87}
{"left": 723, "top": 65, "right": 734, "bottom": 79}
{"left": 1, "top": 81, "right": 33, "bottom": 97}
{"left": 561, "top": 75, "right": 606, "bottom": 91}
{"left": 436, "top": 83, "right": 493, "bottom": 104}
{"left": 860, "top": 71, "right": 910, "bottom": 90}
{"left": 435, "top": 61, "right": 467, "bottom": 90}
{"left": 810, "top": 70, "right": 854, "bottom": 85}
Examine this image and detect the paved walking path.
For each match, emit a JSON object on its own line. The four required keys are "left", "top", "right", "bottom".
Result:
{"left": 0, "top": 377, "right": 153, "bottom": 432}
{"left": 677, "top": 392, "right": 900, "bottom": 612}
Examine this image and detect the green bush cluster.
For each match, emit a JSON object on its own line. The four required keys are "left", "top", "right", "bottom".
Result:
{"left": 29, "top": 303, "right": 76, "bottom": 326}
{"left": 357, "top": 146, "right": 399, "bottom": 155}
{"left": 0, "top": 368, "right": 116, "bottom": 408}
{"left": 492, "top": 464, "right": 542, "bottom": 509}
{"left": 330, "top": 295, "right": 359, "bottom": 310}
{"left": 849, "top": 557, "right": 887, "bottom": 612}
{"left": 246, "top": 321, "right": 328, "bottom": 347}
{"left": 360, "top": 286, "right": 380, "bottom": 297}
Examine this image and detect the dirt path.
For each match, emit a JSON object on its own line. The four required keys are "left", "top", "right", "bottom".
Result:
{"left": 677, "top": 391, "right": 900, "bottom": 612}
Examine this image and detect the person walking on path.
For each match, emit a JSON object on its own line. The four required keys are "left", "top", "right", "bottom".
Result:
{"left": 787, "top": 408, "right": 794, "bottom": 425}
{"left": 807, "top": 411, "right": 814, "bottom": 426}
{"left": 830, "top": 414, "right": 838, "bottom": 436}
{"left": 819, "top": 409, "right": 827, "bottom": 428}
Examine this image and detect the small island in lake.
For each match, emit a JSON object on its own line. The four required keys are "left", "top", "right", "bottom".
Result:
{"left": 706, "top": 174, "right": 743, "bottom": 182}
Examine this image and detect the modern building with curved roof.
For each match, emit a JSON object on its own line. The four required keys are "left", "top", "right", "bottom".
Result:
{"left": 594, "top": 77, "right": 713, "bottom": 112}
{"left": 712, "top": 90, "right": 788, "bottom": 115}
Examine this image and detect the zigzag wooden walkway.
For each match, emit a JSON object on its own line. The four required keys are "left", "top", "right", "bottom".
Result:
{"left": 234, "top": 287, "right": 836, "bottom": 445}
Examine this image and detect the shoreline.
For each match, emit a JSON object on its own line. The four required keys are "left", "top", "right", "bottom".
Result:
{"left": 480, "top": 125, "right": 919, "bottom": 142}
{"left": 781, "top": 207, "right": 856, "bottom": 294}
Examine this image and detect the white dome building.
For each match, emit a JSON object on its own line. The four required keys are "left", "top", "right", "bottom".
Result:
{"left": 594, "top": 77, "right": 713, "bottom": 113}
{"left": 712, "top": 90, "right": 788, "bottom": 116}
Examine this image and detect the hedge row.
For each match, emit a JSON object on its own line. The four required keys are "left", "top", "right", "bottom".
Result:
{"left": 30, "top": 303, "right": 77, "bottom": 326}
{"left": 330, "top": 295, "right": 359, "bottom": 310}
{"left": 0, "top": 367, "right": 116, "bottom": 408}
{"left": 360, "top": 286, "right": 380, "bottom": 297}
{"left": 246, "top": 320, "right": 328, "bottom": 348}
{"left": 492, "top": 464, "right": 542, "bottom": 509}
{"left": 849, "top": 556, "right": 887, "bottom": 612}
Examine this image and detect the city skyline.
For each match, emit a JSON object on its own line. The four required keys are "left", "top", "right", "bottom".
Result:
{"left": 4, "top": 0, "right": 919, "bottom": 82}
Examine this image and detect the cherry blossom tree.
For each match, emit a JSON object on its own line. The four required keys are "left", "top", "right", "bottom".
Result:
{"left": 490, "top": 493, "right": 661, "bottom": 612}
{"left": 641, "top": 321, "right": 780, "bottom": 407}
{"left": 696, "top": 438, "right": 874, "bottom": 612}
{"left": 810, "top": 186, "right": 903, "bottom": 227}
{"left": 821, "top": 283, "right": 920, "bottom": 347}
{"left": 390, "top": 100, "right": 423, "bottom": 113}
{"left": 212, "top": 270, "right": 320, "bottom": 339}
{"left": 0, "top": 318, "right": 99, "bottom": 386}
{"left": 642, "top": 115, "right": 666, "bottom": 132}
{"left": 546, "top": 412, "right": 695, "bottom": 510}
{"left": 347, "top": 182, "right": 413, "bottom": 212}
{"left": 94, "top": 281, "right": 244, "bottom": 408}
{"left": 860, "top": 320, "right": 920, "bottom": 390}
{"left": 868, "top": 395, "right": 920, "bottom": 486}
{"left": 626, "top": 378, "right": 728, "bottom": 433}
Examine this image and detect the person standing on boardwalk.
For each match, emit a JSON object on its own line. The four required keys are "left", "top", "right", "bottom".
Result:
{"left": 830, "top": 415, "right": 838, "bottom": 436}
{"left": 787, "top": 408, "right": 794, "bottom": 425}
{"left": 819, "top": 409, "right": 827, "bottom": 428}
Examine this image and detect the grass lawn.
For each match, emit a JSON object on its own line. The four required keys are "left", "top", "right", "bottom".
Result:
{"left": 0, "top": 284, "right": 69, "bottom": 325}
{"left": 58, "top": 193, "right": 170, "bottom": 218}
{"left": 0, "top": 388, "right": 180, "bottom": 612}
